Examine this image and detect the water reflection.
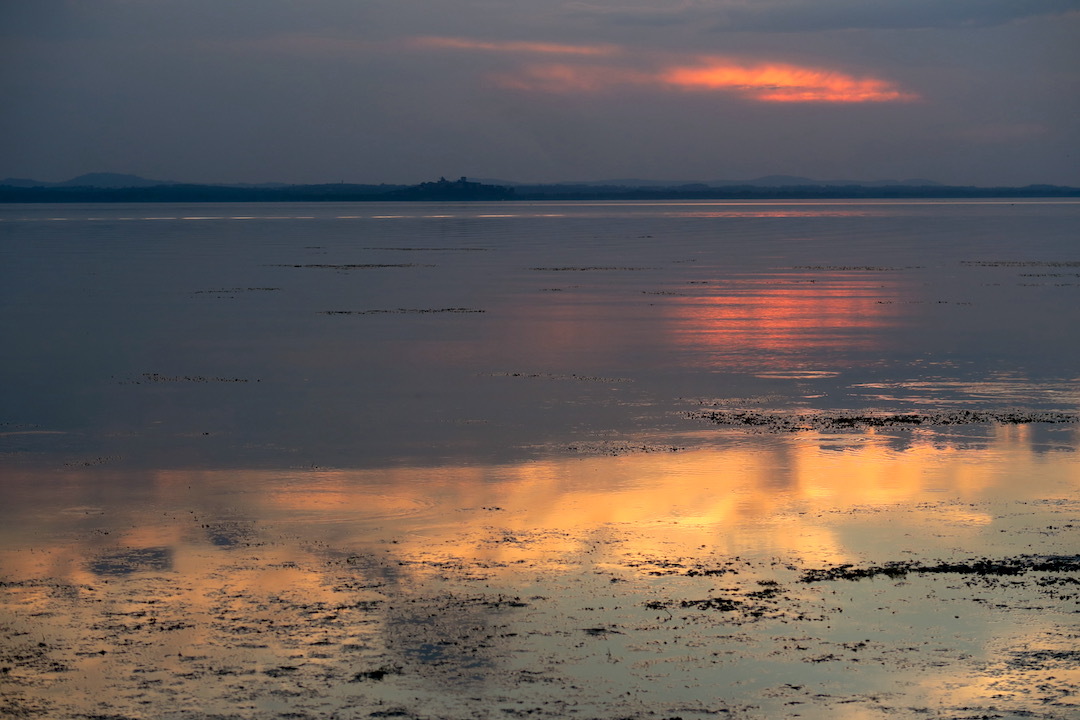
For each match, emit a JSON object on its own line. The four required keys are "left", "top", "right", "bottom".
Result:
{"left": 666, "top": 272, "right": 906, "bottom": 362}
{"left": 1, "top": 424, "right": 1077, "bottom": 718}
{"left": 3, "top": 425, "right": 1075, "bottom": 578}
{"left": 3, "top": 200, "right": 1079, "bottom": 718}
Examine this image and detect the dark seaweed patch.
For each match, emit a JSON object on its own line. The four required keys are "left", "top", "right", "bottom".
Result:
{"left": 1007, "top": 649, "right": 1080, "bottom": 669}
{"left": 564, "top": 442, "right": 685, "bottom": 456}
{"left": 319, "top": 308, "right": 485, "bottom": 315}
{"left": 487, "top": 371, "right": 632, "bottom": 383}
{"left": 362, "top": 247, "right": 487, "bottom": 252}
{"left": 118, "top": 373, "right": 256, "bottom": 384}
{"left": 690, "top": 409, "right": 1079, "bottom": 432}
{"left": 530, "top": 266, "right": 653, "bottom": 271}
{"left": 799, "top": 555, "right": 1080, "bottom": 583}
{"left": 792, "top": 265, "right": 923, "bottom": 271}
{"left": 62, "top": 455, "right": 120, "bottom": 468}
{"left": 267, "top": 263, "right": 433, "bottom": 269}
{"left": 962, "top": 260, "right": 1080, "bottom": 267}
{"left": 351, "top": 666, "right": 402, "bottom": 682}
{"left": 191, "top": 287, "right": 280, "bottom": 296}
{"left": 680, "top": 597, "right": 743, "bottom": 611}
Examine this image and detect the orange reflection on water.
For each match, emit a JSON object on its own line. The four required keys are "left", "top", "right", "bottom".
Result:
{"left": 1, "top": 426, "right": 1075, "bottom": 720}
{"left": 2, "top": 424, "right": 1076, "bottom": 582}
{"left": 665, "top": 274, "right": 905, "bottom": 362}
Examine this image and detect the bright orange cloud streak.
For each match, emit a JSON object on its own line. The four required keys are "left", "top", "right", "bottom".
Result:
{"left": 663, "top": 60, "right": 918, "bottom": 103}
{"left": 411, "top": 36, "right": 620, "bottom": 57}
{"left": 413, "top": 36, "right": 918, "bottom": 103}
{"left": 496, "top": 59, "right": 917, "bottom": 102}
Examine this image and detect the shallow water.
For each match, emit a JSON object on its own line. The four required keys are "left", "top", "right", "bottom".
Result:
{"left": 1, "top": 200, "right": 1078, "bottom": 719}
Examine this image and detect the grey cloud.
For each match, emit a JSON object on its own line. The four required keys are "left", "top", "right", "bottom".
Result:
{"left": 567, "top": 0, "right": 1080, "bottom": 32}
{"left": 2, "top": 0, "right": 1077, "bottom": 186}
{"left": 715, "top": 0, "right": 1080, "bottom": 32}
{"left": 0, "top": 0, "right": 382, "bottom": 41}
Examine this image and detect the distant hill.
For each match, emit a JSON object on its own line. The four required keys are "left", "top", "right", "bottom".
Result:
{"left": 1, "top": 173, "right": 1076, "bottom": 202}
{"left": 710, "top": 175, "right": 943, "bottom": 188}
{"left": 0, "top": 172, "right": 176, "bottom": 188}
{"left": 469, "top": 175, "right": 944, "bottom": 188}
{"left": 60, "top": 172, "right": 175, "bottom": 188}
{"left": 0, "top": 172, "right": 980, "bottom": 192}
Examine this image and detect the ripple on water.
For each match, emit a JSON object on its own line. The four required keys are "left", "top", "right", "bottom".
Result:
{"left": 753, "top": 369, "right": 842, "bottom": 380}
{"left": 264, "top": 485, "right": 439, "bottom": 525}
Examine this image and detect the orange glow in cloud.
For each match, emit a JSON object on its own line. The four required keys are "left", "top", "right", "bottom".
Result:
{"left": 414, "top": 36, "right": 917, "bottom": 103}
{"left": 411, "top": 36, "right": 619, "bottom": 57}
{"left": 499, "top": 59, "right": 917, "bottom": 103}
{"left": 662, "top": 59, "right": 918, "bottom": 103}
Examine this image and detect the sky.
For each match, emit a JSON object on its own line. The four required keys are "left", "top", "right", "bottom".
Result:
{"left": 2, "top": 0, "right": 1079, "bottom": 186}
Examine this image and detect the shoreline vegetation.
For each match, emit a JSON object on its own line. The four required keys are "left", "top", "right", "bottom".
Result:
{"left": 2, "top": 175, "right": 1079, "bottom": 203}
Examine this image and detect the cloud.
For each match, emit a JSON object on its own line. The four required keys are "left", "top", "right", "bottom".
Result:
{"left": 414, "top": 37, "right": 917, "bottom": 103}
{"left": 715, "top": 0, "right": 1080, "bottom": 32}
{"left": 661, "top": 59, "right": 918, "bottom": 102}
{"left": 963, "top": 123, "right": 1049, "bottom": 144}
{"left": 491, "top": 64, "right": 652, "bottom": 93}
{"left": 409, "top": 36, "right": 620, "bottom": 56}
{"left": 567, "top": 0, "right": 1080, "bottom": 32}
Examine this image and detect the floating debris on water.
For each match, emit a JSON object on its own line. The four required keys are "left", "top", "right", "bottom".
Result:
{"left": 689, "top": 408, "right": 1080, "bottom": 431}
{"left": 530, "top": 266, "right": 653, "bottom": 271}
{"left": 486, "top": 371, "right": 633, "bottom": 383}
{"left": 792, "top": 265, "right": 925, "bottom": 271}
{"left": 362, "top": 246, "right": 487, "bottom": 252}
{"left": 191, "top": 287, "right": 280, "bottom": 295}
{"left": 62, "top": 455, "right": 120, "bottom": 468}
{"left": 117, "top": 373, "right": 257, "bottom": 384}
{"left": 266, "top": 263, "right": 434, "bottom": 269}
{"left": 799, "top": 555, "right": 1080, "bottom": 582}
{"left": 961, "top": 260, "right": 1080, "bottom": 267}
{"left": 319, "top": 308, "right": 485, "bottom": 315}
{"left": 564, "top": 442, "right": 685, "bottom": 456}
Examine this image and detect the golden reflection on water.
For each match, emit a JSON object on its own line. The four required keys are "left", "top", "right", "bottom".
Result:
{"left": 1, "top": 425, "right": 1077, "bottom": 719}
{"left": 2, "top": 425, "right": 1075, "bottom": 581}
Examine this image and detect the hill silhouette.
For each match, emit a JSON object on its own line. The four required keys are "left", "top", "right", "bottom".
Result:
{"left": 0, "top": 174, "right": 1076, "bottom": 202}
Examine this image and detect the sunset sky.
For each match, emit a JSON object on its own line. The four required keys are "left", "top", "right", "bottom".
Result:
{"left": 2, "top": 0, "right": 1078, "bottom": 186}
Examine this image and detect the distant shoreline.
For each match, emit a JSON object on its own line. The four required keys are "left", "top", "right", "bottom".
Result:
{"left": 2, "top": 178, "right": 1078, "bottom": 203}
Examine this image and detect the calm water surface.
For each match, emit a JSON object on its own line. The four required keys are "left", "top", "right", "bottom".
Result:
{"left": 1, "top": 200, "right": 1078, "bottom": 719}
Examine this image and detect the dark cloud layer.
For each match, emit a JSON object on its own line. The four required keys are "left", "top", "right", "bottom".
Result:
{"left": 570, "top": 0, "right": 1080, "bottom": 32}
{"left": 717, "top": 0, "right": 1080, "bottom": 31}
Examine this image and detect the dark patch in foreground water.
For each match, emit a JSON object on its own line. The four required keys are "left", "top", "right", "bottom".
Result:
{"left": 88, "top": 547, "right": 173, "bottom": 576}
{"left": 799, "top": 554, "right": 1080, "bottom": 582}
{"left": 690, "top": 408, "right": 1080, "bottom": 432}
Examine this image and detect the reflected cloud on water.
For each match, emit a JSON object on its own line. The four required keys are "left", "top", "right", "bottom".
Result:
{"left": 1, "top": 424, "right": 1077, "bottom": 718}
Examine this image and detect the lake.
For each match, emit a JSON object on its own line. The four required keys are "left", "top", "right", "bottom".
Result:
{"left": 1, "top": 200, "right": 1078, "bottom": 719}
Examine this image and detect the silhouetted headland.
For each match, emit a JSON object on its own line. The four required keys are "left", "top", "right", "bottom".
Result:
{"left": 1, "top": 174, "right": 1077, "bottom": 202}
